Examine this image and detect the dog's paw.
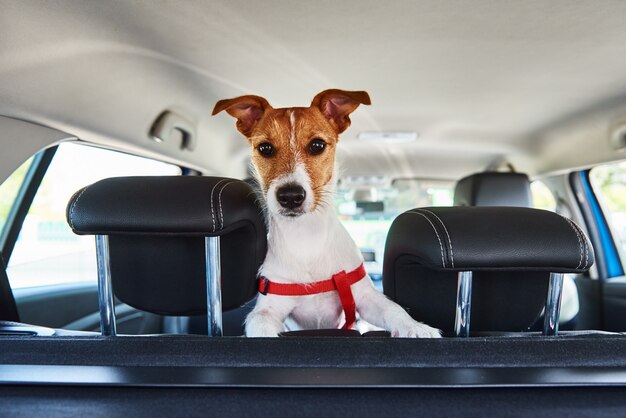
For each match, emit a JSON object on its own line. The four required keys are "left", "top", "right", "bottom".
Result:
{"left": 391, "top": 321, "right": 442, "bottom": 338}
{"left": 245, "top": 320, "right": 283, "bottom": 337}
{"left": 245, "top": 328, "right": 280, "bottom": 338}
{"left": 244, "top": 308, "right": 284, "bottom": 337}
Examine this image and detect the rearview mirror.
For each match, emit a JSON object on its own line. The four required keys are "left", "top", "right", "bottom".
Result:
{"left": 356, "top": 201, "right": 384, "bottom": 213}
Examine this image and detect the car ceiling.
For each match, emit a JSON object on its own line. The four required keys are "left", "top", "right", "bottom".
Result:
{"left": 3, "top": 0, "right": 626, "bottom": 181}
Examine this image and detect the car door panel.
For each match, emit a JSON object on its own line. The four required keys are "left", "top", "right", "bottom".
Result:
{"left": 603, "top": 278, "right": 626, "bottom": 331}
{"left": 13, "top": 283, "right": 161, "bottom": 334}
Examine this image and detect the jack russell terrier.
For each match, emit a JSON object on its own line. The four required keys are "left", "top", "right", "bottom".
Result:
{"left": 212, "top": 89, "right": 441, "bottom": 338}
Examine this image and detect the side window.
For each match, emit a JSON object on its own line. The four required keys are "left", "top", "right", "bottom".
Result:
{"left": 0, "top": 158, "right": 33, "bottom": 236}
{"left": 531, "top": 180, "right": 557, "bottom": 212}
{"left": 590, "top": 162, "right": 626, "bottom": 254}
{"left": 5, "top": 143, "right": 181, "bottom": 289}
{"left": 0, "top": 158, "right": 34, "bottom": 235}
{"left": 335, "top": 178, "right": 455, "bottom": 289}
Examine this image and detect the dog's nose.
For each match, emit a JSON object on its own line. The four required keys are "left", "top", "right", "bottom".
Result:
{"left": 276, "top": 184, "right": 306, "bottom": 210}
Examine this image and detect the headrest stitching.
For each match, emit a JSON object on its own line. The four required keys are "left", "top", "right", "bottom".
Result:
{"left": 209, "top": 179, "right": 229, "bottom": 233}
{"left": 406, "top": 211, "right": 446, "bottom": 268}
{"left": 564, "top": 217, "right": 584, "bottom": 270}
{"left": 417, "top": 209, "right": 455, "bottom": 269}
{"left": 218, "top": 181, "right": 237, "bottom": 231}
{"left": 68, "top": 186, "right": 88, "bottom": 231}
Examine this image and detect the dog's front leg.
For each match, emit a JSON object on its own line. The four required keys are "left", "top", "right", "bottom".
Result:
{"left": 354, "top": 280, "right": 442, "bottom": 338}
{"left": 245, "top": 295, "right": 296, "bottom": 337}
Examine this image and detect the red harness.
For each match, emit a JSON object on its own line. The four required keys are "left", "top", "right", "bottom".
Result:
{"left": 258, "top": 263, "right": 367, "bottom": 330}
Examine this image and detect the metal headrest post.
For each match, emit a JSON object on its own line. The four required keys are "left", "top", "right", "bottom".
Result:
{"left": 454, "top": 271, "right": 473, "bottom": 337}
{"left": 205, "top": 236, "right": 223, "bottom": 336}
{"left": 543, "top": 272, "right": 564, "bottom": 336}
{"left": 95, "top": 235, "right": 116, "bottom": 336}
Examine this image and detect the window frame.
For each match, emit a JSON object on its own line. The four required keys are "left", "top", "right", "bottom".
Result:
{"left": 0, "top": 147, "right": 57, "bottom": 264}
{"left": 0, "top": 143, "right": 190, "bottom": 270}
{"left": 572, "top": 169, "right": 625, "bottom": 279}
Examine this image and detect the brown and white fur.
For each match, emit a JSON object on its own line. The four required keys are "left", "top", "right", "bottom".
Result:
{"left": 212, "top": 89, "right": 441, "bottom": 338}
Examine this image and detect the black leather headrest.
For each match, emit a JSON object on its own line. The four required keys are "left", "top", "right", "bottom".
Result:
{"left": 383, "top": 206, "right": 593, "bottom": 333}
{"left": 67, "top": 176, "right": 267, "bottom": 315}
{"left": 454, "top": 172, "right": 531, "bottom": 207}
{"left": 68, "top": 176, "right": 263, "bottom": 236}
{"left": 384, "top": 207, "right": 592, "bottom": 273}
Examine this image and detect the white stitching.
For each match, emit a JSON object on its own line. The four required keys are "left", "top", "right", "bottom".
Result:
{"left": 566, "top": 218, "right": 583, "bottom": 269}
{"left": 68, "top": 187, "right": 88, "bottom": 231}
{"left": 406, "top": 211, "right": 446, "bottom": 268}
{"left": 578, "top": 226, "right": 591, "bottom": 269}
{"left": 574, "top": 220, "right": 589, "bottom": 270}
{"left": 575, "top": 222, "right": 589, "bottom": 270}
{"left": 576, "top": 225, "right": 589, "bottom": 269}
{"left": 565, "top": 217, "right": 583, "bottom": 270}
{"left": 573, "top": 222, "right": 590, "bottom": 270}
{"left": 217, "top": 181, "right": 236, "bottom": 231}
{"left": 210, "top": 179, "right": 228, "bottom": 233}
{"left": 417, "top": 209, "right": 454, "bottom": 269}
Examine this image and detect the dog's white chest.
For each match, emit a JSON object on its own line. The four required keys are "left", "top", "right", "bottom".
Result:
{"left": 289, "top": 293, "right": 344, "bottom": 329}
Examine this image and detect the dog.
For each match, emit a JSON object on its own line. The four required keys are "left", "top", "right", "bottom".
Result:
{"left": 212, "top": 89, "right": 441, "bottom": 338}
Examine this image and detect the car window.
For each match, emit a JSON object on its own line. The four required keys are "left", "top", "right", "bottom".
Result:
{"left": 0, "top": 158, "right": 34, "bottom": 237}
{"left": 590, "top": 162, "right": 626, "bottom": 255}
{"left": 335, "top": 177, "right": 454, "bottom": 288}
{"left": 5, "top": 143, "right": 182, "bottom": 289}
{"left": 531, "top": 180, "right": 557, "bottom": 212}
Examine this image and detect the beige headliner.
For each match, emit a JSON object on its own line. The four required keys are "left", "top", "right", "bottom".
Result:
{"left": 3, "top": 0, "right": 626, "bottom": 180}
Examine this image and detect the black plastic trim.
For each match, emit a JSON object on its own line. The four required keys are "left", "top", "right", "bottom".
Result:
{"left": 1, "top": 364, "right": 626, "bottom": 388}
{"left": 2, "top": 335, "right": 626, "bottom": 368}
{"left": 0, "top": 258, "right": 18, "bottom": 321}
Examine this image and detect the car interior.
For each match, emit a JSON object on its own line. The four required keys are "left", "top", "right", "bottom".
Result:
{"left": 2, "top": 1, "right": 626, "bottom": 416}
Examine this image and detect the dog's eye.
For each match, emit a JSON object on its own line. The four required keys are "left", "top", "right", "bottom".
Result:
{"left": 308, "top": 138, "right": 326, "bottom": 155}
{"left": 257, "top": 142, "right": 275, "bottom": 157}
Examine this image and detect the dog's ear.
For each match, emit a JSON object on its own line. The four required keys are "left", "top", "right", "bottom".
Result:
{"left": 212, "top": 95, "right": 272, "bottom": 137}
{"left": 311, "top": 89, "right": 371, "bottom": 134}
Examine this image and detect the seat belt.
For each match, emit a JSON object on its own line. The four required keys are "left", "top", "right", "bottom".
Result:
{"left": 0, "top": 255, "right": 19, "bottom": 321}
